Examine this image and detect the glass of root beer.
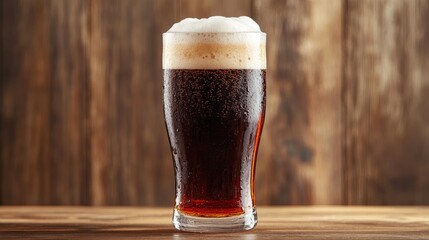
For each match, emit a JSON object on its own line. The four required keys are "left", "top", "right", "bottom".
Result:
{"left": 163, "top": 16, "right": 266, "bottom": 232}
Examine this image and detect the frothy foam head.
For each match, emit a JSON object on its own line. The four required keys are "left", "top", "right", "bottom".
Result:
{"left": 167, "top": 16, "right": 261, "bottom": 33}
{"left": 163, "top": 16, "right": 266, "bottom": 69}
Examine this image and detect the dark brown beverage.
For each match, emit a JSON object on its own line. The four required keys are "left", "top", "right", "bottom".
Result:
{"left": 163, "top": 27, "right": 266, "bottom": 231}
{"left": 164, "top": 69, "right": 266, "bottom": 217}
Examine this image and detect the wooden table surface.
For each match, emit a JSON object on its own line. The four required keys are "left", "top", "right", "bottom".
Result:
{"left": 0, "top": 206, "right": 428, "bottom": 239}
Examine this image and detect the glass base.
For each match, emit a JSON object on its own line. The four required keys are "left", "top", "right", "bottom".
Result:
{"left": 173, "top": 208, "right": 257, "bottom": 233}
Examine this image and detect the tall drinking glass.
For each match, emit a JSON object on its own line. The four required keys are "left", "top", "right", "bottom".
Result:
{"left": 163, "top": 29, "right": 266, "bottom": 232}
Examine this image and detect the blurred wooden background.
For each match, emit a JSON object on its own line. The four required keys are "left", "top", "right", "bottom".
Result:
{"left": 1, "top": 0, "right": 429, "bottom": 206}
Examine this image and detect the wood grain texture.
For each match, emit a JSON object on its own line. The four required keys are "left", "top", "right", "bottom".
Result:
{"left": 1, "top": 0, "right": 90, "bottom": 205}
{"left": 0, "top": 207, "right": 428, "bottom": 239}
{"left": 343, "top": 0, "right": 429, "bottom": 205}
{"left": 1, "top": 0, "right": 429, "bottom": 206}
{"left": 254, "top": 0, "right": 342, "bottom": 205}
{"left": 89, "top": 0, "right": 173, "bottom": 205}
{"left": 49, "top": 0, "right": 89, "bottom": 205}
{"left": 1, "top": 0, "right": 52, "bottom": 204}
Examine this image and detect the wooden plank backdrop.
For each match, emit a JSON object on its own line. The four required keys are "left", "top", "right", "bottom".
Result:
{"left": 343, "top": 0, "right": 429, "bottom": 205}
{"left": 1, "top": 0, "right": 428, "bottom": 206}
